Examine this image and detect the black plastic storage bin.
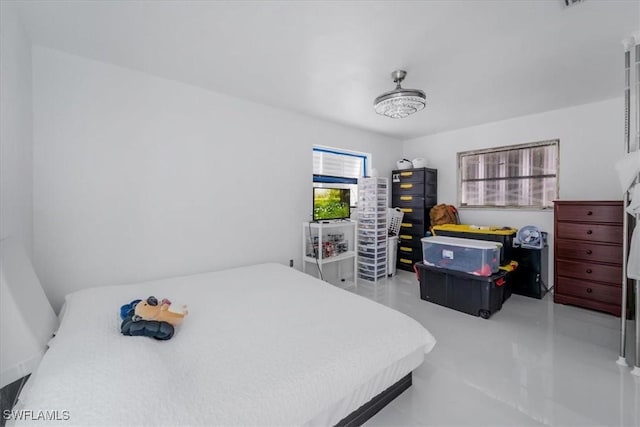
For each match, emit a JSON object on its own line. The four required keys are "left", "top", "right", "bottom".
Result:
{"left": 502, "top": 275, "right": 512, "bottom": 303}
{"left": 415, "top": 262, "right": 507, "bottom": 319}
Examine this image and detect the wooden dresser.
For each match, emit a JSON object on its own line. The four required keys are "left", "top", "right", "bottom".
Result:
{"left": 554, "top": 200, "right": 623, "bottom": 317}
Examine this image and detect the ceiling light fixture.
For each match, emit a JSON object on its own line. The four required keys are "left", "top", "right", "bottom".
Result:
{"left": 373, "top": 70, "right": 426, "bottom": 119}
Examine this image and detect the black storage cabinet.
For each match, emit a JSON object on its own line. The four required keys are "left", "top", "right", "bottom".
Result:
{"left": 416, "top": 262, "right": 507, "bottom": 319}
{"left": 510, "top": 246, "right": 549, "bottom": 299}
{"left": 391, "top": 167, "right": 437, "bottom": 272}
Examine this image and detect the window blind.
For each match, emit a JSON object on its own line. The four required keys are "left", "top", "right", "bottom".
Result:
{"left": 313, "top": 148, "right": 366, "bottom": 180}
{"left": 458, "top": 140, "right": 559, "bottom": 209}
{"left": 313, "top": 147, "right": 368, "bottom": 207}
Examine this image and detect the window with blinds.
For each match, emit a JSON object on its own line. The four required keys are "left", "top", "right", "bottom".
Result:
{"left": 313, "top": 147, "right": 368, "bottom": 206}
{"left": 458, "top": 140, "right": 559, "bottom": 209}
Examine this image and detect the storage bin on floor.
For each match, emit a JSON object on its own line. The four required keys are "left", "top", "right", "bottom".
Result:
{"left": 502, "top": 273, "right": 513, "bottom": 302}
{"left": 416, "top": 262, "right": 507, "bottom": 319}
{"left": 432, "top": 224, "right": 517, "bottom": 265}
{"left": 421, "top": 236, "right": 501, "bottom": 276}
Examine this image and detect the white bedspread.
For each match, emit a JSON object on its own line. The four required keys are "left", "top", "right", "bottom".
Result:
{"left": 14, "top": 263, "right": 435, "bottom": 426}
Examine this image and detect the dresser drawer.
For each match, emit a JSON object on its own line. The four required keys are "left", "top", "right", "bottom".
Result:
{"left": 392, "top": 169, "right": 424, "bottom": 183}
{"left": 555, "top": 239, "right": 622, "bottom": 265}
{"left": 556, "top": 259, "right": 622, "bottom": 284}
{"left": 398, "top": 256, "right": 417, "bottom": 267}
{"left": 398, "top": 244, "right": 420, "bottom": 258}
{"left": 556, "top": 223, "right": 622, "bottom": 244}
{"left": 392, "top": 194, "right": 425, "bottom": 208}
{"left": 556, "top": 277, "right": 621, "bottom": 306}
{"left": 398, "top": 233, "right": 422, "bottom": 246}
{"left": 397, "top": 207, "right": 424, "bottom": 224}
{"left": 555, "top": 202, "right": 623, "bottom": 224}
{"left": 400, "top": 222, "right": 425, "bottom": 237}
{"left": 392, "top": 182, "right": 424, "bottom": 196}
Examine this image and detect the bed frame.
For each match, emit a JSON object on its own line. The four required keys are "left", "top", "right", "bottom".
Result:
{"left": 335, "top": 372, "right": 412, "bottom": 427}
{"left": 0, "top": 375, "right": 29, "bottom": 427}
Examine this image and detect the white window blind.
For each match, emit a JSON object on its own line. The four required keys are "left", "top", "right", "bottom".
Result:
{"left": 313, "top": 147, "right": 368, "bottom": 207}
{"left": 313, "top": 149, "right": 365, "bottom": 179}
{"left": 458, "top": 140, "right": 559, "bottom": 209}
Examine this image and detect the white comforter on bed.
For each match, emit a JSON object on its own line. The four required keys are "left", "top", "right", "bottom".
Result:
{"left": 14, "top": 263, "right": 435, "bottom": 426}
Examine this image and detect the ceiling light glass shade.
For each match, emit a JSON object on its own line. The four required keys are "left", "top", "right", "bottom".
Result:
{"left": 374, "top": 70, "right": 426, "bottom": 119}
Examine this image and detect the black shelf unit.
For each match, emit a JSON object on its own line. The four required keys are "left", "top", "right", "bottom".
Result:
{"left": 511, "top": 246, "right": 549, "bottom": 299}
{"left": 391, "top": 167, "right": 437, "bottom": 272}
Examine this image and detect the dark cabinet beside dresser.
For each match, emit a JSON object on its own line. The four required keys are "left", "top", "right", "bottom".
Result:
{"left": 554, "top": 200, "right": 624, "bottom": 317}
{"left": 391, "top": 167, "right": 437, "bottom": 271}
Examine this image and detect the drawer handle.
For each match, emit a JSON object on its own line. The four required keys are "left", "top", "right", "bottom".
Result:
{"left": 586, "top": 211, "right": 593, "bottom": 216}
{"left": 400, "top": 183, "right": 413, "bottom": 189}
{"left": 586, "top": 230, "right": 593, "bottom": 235}
{"left": 400, "top": 196, "right": 413, "bottom": 201}
{"left": 401, "top": 208, "right": 413, "bottom": 213}
{"left": 399, "top": 246, "right": 412, "bottom": 252}
{"left": 586, "top": 288, "right": 593, "bottom": 293}
{"left": 400, "top": 235, "right": 413, "bottom": 240}
{"left": 586, "top": 269, "right": 592, "bottom": 274}
{"left": 400, "top": 172, "right": 413, "bottom": 177}
{"left": 586, "top": 249, "right": 593, "bottom": 255}
{"left": 401, "top": 223, "right": 412, "bottom": 228}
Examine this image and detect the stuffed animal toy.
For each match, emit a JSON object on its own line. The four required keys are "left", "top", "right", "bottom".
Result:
{"left": 119, "top": 296, "right": 188, "bottom": 341}
{"left": 133, "top": 296, "right": 188, "bottom": 326}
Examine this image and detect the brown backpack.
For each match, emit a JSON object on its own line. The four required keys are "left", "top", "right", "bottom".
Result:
{"left": 429, "top": 204, "right": 460, "bottom": 226}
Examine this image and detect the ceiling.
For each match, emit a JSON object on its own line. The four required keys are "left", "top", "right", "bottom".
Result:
{"left": 14, "top": 0, "right": 640, "bottom": 140}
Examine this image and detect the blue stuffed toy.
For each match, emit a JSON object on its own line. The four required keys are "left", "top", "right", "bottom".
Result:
{"left": 120, "top": 299, "right": 141, "bottom": 320}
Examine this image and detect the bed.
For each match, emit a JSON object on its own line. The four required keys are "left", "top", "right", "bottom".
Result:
{"left": 8, "top": 262, "right": 435, "bottom": 426}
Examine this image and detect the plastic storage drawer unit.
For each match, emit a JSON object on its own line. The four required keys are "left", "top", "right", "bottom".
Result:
{"left": 422, "top": 236, "right": 501, "bottom": 276}
{"left": 432, "top": 224, "right": 517, "bottom": 265}
{"left": 416, "top": 262, "right": 507, "bottom": 319}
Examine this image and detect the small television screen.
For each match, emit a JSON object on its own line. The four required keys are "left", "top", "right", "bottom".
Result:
{"left": 313, "top": 188, "right": 351, "bottom": 221}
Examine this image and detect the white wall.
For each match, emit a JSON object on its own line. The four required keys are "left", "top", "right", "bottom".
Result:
{"left": 0, "top": 3, "right": 33, "bottom": 256}
{"left": 32, "top": 47, "right": 401, "bottom": 311}
{"left": 403, "top": 98, "right": 624, "bottom": 285}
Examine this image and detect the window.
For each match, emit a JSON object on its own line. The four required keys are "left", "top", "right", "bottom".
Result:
{"left": 458, "top": 140, "right": 559, "bottom": 209}
{"left": 313, "top": 146, "right": 369, "bottom": 206}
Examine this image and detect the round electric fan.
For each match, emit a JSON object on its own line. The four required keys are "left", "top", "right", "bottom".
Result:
{"left": 517, "top": 225, "right": 546, "bottom": 249}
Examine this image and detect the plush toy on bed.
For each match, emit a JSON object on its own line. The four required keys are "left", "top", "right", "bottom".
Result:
{"left": 134, "top": 296, "right": 189, "bottom": 325}
{"left": 120, "top": 296, "right": 188, "bottom": 341}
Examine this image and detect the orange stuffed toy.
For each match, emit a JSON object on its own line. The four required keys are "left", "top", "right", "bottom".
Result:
{"left": 133, "top": 296, "right": 188, "bottom": 326}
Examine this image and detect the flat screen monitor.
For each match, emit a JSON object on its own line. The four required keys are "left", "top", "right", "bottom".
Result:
{"left": 313, "top": 188, "right": 351, "bottom": 221}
